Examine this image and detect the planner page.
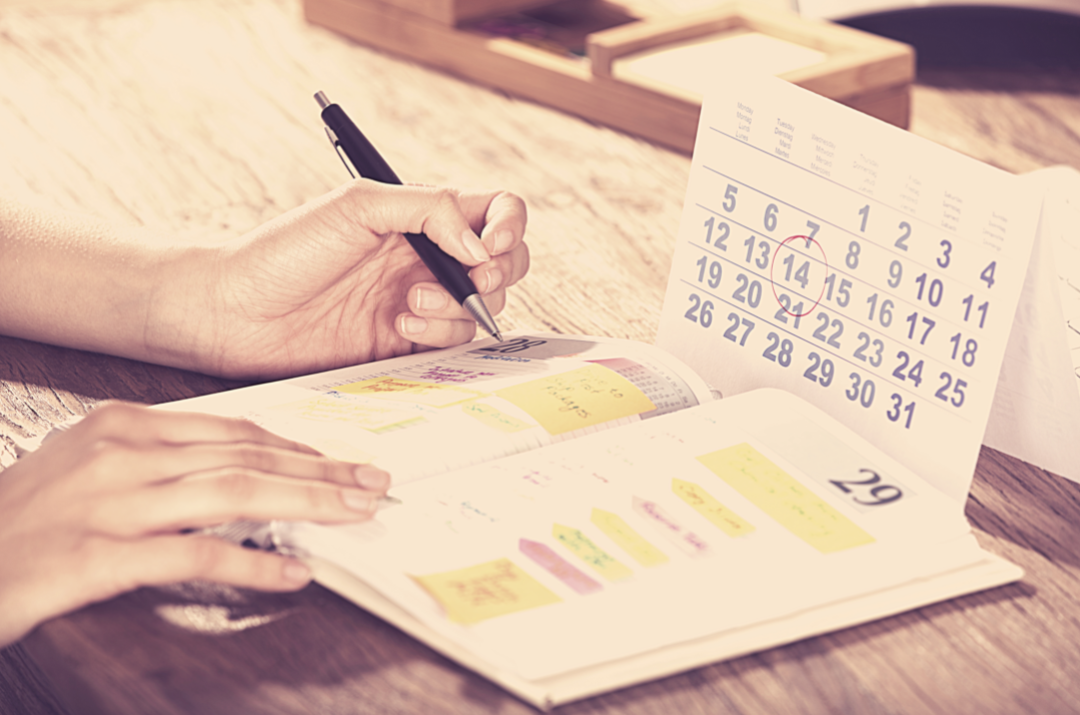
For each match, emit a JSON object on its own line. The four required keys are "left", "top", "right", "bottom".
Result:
{"left": 161, "top": 334, "right": 714, "bottom": 484}
{"left": 282, "top": 390, "right": 1007, "bottom": 682}
{"left": 657, "top": 73, "right": 1041, "bottom": 501}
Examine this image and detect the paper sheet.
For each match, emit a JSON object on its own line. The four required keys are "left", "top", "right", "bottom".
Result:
{"left": 656, "top": 73, "right": 1041, "bottom": 501}
{"left": 984, "top": 165, "right": 1080, "bottom": 483}
{"left": 161, "top": 334, "right": 714, "bottom": 484}
{"left": 284, "top": 390, "right": 989, "bottom": 682}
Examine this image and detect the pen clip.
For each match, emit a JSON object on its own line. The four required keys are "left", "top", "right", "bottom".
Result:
{"left": 324, "top": 126, "right": 357, "bottom": 179}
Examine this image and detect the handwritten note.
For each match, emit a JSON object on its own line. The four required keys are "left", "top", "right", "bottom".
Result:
{"left": 552, "top": 523, "right": 634, "bottom": 581}
{"left": 461, "top": 402, "right": 531, "bottom": 433}
{"left": 495, "top": 364, "right": 656, "bottom": 435}
{"left": 631, "top": 497, "right": 710, "bottom": 556}
{"left": 672, "top": 479, "right": 755, "bottom": 538}
{"left": 411, "top": 558, "right": 561, "bottom": 625}
{"left": 696, "top": 443, "right": 874, "bottom": 553}
{"left": 338, "top": 376, "right": 485, "bottom": 408}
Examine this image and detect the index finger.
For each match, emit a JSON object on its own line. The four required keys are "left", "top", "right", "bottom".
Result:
{"left": 73, "top": 402, "right": 321, "bottom": 456}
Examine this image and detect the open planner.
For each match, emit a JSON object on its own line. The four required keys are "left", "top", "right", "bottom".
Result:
{"left": 152, "top": 72, "right": 1080, "bottom": 708}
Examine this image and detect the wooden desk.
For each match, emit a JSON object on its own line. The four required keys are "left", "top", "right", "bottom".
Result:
{"left": 2, "top": 1, "right": 1080, "bottom": 713}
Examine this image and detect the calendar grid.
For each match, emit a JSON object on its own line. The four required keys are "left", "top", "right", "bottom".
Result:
{"left": 685, "top": 200, "right": 989, "bottom": 389}
{"left": 699, "top": 159, "right": 985, "bottom": 298}
{"left": 658, "top": 74, "right": 1042, "bottom": 500}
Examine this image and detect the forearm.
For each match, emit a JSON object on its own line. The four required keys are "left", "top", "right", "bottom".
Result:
{"left": 0, "top": 199, "right": 211, "bottom": 367}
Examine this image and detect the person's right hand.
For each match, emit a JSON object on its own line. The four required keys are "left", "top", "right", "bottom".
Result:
{"left": 0, "top": 401, "right": 390, "bottom": 647}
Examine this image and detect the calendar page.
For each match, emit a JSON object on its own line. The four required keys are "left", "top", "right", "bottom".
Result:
{"left": 657, "top": 74, "right": 1041, "bottom": 501}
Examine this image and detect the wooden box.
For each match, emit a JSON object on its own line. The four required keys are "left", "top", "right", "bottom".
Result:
{"left": 376, "top": 0, "right": 556, "bottom": 25}
{"left": 303, "top": 0, "right": 914, "bottom": 153}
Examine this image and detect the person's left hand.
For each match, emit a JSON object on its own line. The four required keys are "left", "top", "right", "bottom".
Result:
{"left": 149, "top": 180, "right": 529, "bottom": 379}
{"left": 0, "top": 402, "right": 391, "bottom": 647}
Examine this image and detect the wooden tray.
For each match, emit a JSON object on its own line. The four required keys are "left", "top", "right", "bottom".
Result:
{"left": 303, "top": 0, "right": 914, "bottom": 153}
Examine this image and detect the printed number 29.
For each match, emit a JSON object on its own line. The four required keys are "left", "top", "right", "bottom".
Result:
{"left": 829, "top": 468, "right": 903, "bottom": 506}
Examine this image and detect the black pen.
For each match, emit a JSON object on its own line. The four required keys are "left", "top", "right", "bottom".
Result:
{"left": 314, "top": 91, "right": 503, "bottom": 342}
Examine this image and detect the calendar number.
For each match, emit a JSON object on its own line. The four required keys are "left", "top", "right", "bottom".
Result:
{"left": 866, "top": 293, "right": 894, "bottom": 327}
{"left": 937, "top": 239, "right": 953, "bottom": 269}
{"left": 829, "top": 469, "right": 903, "bottom": 506}
{"left": 888, "top": 260, "right": 903, "bottom": 288}
{"left": 812, "top": 312, "right": 844, "bottom": 348}
{"left": 764, "top": 203, "right": 779, "bottom": 232}
{"left": 723, "top": 184, "right": 738, "bottom": 212}
{"left": 895, "top": 221, "right": 911, "bottom": 251}
{"left": 695, "top": 255, "right": 723, "bottom": 288}
{"left": 949, "top": 333, "right": 978, "bottom": 366}
{"left": 892, "top": 351, "right": 924, "bottom": 386}
{"left": 854, "top": 332, "right": 884, "bottom": 367}
{"left": 934, "top": 372, "right": 967, "bottom": 407}
{"left": 781, "top": 254, "right": 811, "bottom": 289}
{"left": 703, "top": 216, "right": 730, "bottom": 250}
{"left": 723, "top": 313, "right": 755, "bottom": 346}
{"left": 684, "top": 294, "right": 714, "bottom": 328}
{"left": 744, "top": 235, "right": 770, "bottom": 269}
{"left": 858, "top": 204, "right": 870, "bottom": 232}
{"left": 905, "top": 312, "right": 936, "bottom": 344}
{"left": 845, "top": 241, "right": 861, "bottom": 269}
{"left": 803, "top": 351, "right": 835, "bottom": 387}
{"left": 846, "top": 373, "right": 876, "bottom": 407}
{"left": 763, "top": 332, "right": 793, "bottom": 367}
{"left": 886, "top": 394, "right": 917, "bottom": 429}
{"left": 980, "top": 260, "right": 997, "bottom": 288}
{"left": 824, "top": 273, "right": 851, "bottom": 307}
{"left": 962, "top": 294, "right": 989, "bottom": 328}
{"left": 774, "top": 294, "right": 804, "bottom": 329}
{"left": 914, "top": 273, "right": 944, "bottom": 307}
{"left": 733, "top": 274, "right": 763, "bottom": 307}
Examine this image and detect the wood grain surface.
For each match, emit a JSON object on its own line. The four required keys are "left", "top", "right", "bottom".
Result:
{"left": 0, "top": 1, "right": 1078, "bottom": 713}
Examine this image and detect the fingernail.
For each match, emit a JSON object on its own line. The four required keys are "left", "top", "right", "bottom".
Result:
{"left": 283, "top": 560, "right": 311, "bottom": 585}
{"left": 342, "top": 489, "right": 376, "bottom": 513}
{"left": 417, "top": 287, "right": 447, "bottom": 311}
{"left": 483, "top": 268, "right": 504, "bottom": 294}
{"left": 354, "top": 464, "right": 389, "bottom": 490}
{"left": 494, "top": 229, "right": 515, "bottom": 254}
{"left": 464, "top": 230, "right": 490, "bottom": 263}
{"left": 401, "top": 315, "right": 427, "bottom": 335}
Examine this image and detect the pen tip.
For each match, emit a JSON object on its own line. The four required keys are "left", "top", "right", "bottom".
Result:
{"left": 461, "top": 294, "right": 503, "bottom": 344}
{"left": 314, "top": 91, "right": 330, "bottom": 110}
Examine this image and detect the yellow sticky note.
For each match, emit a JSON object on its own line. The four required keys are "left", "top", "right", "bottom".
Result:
{"left": 590, "top": 509, "right": 668, "bottom": 567}
{"left": 552, "top": 523, "right": 634, "bottom": 581}
{"left": 696, "top": 443, "right": 874, "bottom": 554}
{"left": 411, "top": 558, "right": 561, "bottom": 625}
{"left": 672, "top": 479, "right": 755, "bottom": 538}
{"left": 461, "top": 402, "right": 531, "bottom": 433}
{"left": 495, "top": 364, "right": 655, "bottom": 435}
{"left": 337, "top": 377, "right": 484, "bottom": 408}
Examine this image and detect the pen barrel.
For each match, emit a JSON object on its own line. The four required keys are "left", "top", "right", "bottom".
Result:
{"left": 404, "top": 232, "right": 478, "bottom": 303}
{"left": 320, "top": 104, "right": 401, "bottom": 185}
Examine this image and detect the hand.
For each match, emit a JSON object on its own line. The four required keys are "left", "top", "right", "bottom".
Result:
{"left": 152, "top": 181, "right": 530, "bottom": 379}
{"left": 0, "top": 402, "right": 390, "bottom": 647}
